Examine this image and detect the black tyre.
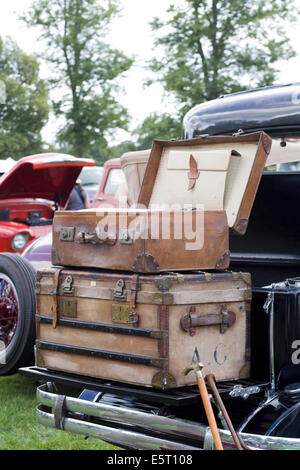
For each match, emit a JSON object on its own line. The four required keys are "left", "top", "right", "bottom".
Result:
{"left": 0, "top": 253, "right": 36, "bottom": 375}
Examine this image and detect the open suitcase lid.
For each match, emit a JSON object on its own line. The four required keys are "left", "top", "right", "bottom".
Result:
{"left": 138, "top": 132, "right": 272, "bottom": 234}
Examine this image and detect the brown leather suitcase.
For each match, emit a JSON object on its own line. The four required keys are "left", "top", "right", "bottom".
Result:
{"left": 52, "top": 132, "right": 271, "bottom": 273}
{"left": 35, "top": 268, "right": 251, "bottom": 389}
{"left": 52, "top": 208, "right": 229, "bottom": 272}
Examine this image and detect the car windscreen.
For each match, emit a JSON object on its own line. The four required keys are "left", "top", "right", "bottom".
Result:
{"left": 265, "top": 137, "right": 300, "bottom": 171}
{"left": 79, "top": 166, "right": 104, "bottom": 185}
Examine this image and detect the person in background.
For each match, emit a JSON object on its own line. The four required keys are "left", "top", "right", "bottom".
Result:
{"left": 66, "top": 178, "right": 90, "bottom": 210}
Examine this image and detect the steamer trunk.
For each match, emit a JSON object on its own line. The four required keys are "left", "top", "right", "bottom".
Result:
{"left": 35, "top": 268, "right": 251, "bottom": 389}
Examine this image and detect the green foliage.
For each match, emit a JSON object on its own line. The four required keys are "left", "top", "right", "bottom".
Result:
{"left": 0, "top": 37, "right": 49, "bottom": 159}
{"left": 134, "top": 113, "right": 182, "bottom": 149}
{"left": 89, "top": 140, "right": 138, "bottom": 164}
{"left": 23, "top": 0, "right": 133, "bottom": 157}
{"left": 88, "top": 113, "right": 182, "bottom": 164}
{"left": 149, "top": 0, "right": 298, "bottom": 114}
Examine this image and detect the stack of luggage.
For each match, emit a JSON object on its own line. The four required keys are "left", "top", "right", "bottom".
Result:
{"left": 35, "top": 132, "right": 272, "bottom": 389}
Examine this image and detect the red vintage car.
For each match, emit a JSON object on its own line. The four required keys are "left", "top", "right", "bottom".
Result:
{"left": 0, "top": 155, "right": 125, "bottom": 376}
{"left": 0, "top": 153, "right": 95, "bottom": 253}
{"left": 0, "top": 153, "right": 95, "bottom": 375}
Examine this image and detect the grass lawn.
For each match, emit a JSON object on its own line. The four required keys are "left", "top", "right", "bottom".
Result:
{"left": 0, "top": 373, "right": 120, "bottom": 450}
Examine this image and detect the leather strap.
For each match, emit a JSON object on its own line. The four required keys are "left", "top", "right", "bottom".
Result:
{"left": 52, "top": 268, "right": 63, "bottom": 329}
{"left": 129, "top": 274, "right": 140, "bottom": 310}
{"left": 187, "top": 154, "right": 200, "bottom": 191}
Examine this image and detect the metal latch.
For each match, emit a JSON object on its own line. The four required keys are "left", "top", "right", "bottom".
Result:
{"left": 229, "top": 384, "right": 260, "bottom": 400}
{"left": 62, "top": 275, "right": 74, "bottom": 295}
{"left": 77, "top": 230, "right": 116, "bottom": 245}
{"left": 113, "top": 279, "right": 126, "bottom": 301}
{"left": 119, "top": 228, "right": 134, "bottom": 245}
{"left": 232, "top": 128, "right": 244, "bottom": 136}
{"left": 59, "top": 227, "right": 75, "bottom": 242}
{"left": 111, "top": 304, "right": 139, "bottom": 325}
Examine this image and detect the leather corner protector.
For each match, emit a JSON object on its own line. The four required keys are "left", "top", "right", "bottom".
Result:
{"left": 241, "top": 272, "right": 252, "bottom": 286}
{"left": 154, "top": 275, "right": 175, "bottom": 292}
{"left": 152, "top": 371, "right": 177, "bottom": 390}
{"left": 132, "top": 253, "right": 160, "bottom": 273}
{"left": 262, "top": 133, "right": 272, "bottom": 155}
{"left": 215, "top": 250, "right": 230, "bottom": 270}
{"left": 233, "top": 218, "right": 249, "bottom": 235}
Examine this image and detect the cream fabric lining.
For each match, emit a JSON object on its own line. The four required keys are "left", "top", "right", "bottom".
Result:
{"left": 149, "top": 142, "right": 259, "bottom": 228}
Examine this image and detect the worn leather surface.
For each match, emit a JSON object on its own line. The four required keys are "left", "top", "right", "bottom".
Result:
{"left": 52, "top": 209, "right": 229, "bottom": 272}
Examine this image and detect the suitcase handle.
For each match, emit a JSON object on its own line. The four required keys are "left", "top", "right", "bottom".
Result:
{"left": 180, "top": 305, "right": 236, "bottom": 336}
{"left": 77, "top": 230, "right": 116, "bottom": 245}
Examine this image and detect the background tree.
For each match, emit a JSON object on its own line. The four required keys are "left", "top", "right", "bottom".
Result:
{"left": 0, "top": 36, "right": 49, "bottom": 159}
{"left": 133, "top": 113, "right": 182, "bottom": 149}
{"left": 94, "top": 113, "right": 182, "bottom": 161}
{"left": 23, "top": 0, "right": 133, "bottom": 157}
{"left": 149, "top": 0, "right": 297, "bottom": 117}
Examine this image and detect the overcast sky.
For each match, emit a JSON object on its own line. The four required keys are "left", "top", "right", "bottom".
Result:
{"left": 1, "top": 0, "right": 300, "bottom": 145}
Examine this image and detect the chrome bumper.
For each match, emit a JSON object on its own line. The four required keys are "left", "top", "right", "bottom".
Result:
{"left": 36, "top": 384, "right": 300, "bottom": 451}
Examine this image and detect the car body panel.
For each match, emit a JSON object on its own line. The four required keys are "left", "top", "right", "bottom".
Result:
{"left": 22, "top": 231, "right": 52, "bottom": 271}
{"left": 182, "top": 82, "right": 300, "bottom": 139}
{"left": 0, "top": 153, "right": 94, "bottom": 207}
{"left": 0, "top": 153, "right": 95, "bottom": 253}
{"left": 0, "top": 198, "right": 54, "bottom": 221}
{"left": 0, "top": 221, "right": 33, "bottom": 252}
{"left": 91, "top": 158, "right": 124, "bottom": 208}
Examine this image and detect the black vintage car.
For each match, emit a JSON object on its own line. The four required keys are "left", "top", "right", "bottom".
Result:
{"left": 21, "top": 83, "right": 300, "bottom": 450}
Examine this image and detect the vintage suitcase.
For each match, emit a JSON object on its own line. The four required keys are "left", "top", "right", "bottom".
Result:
{"left": 52, "top": 208, "right": 229, "bottom": 272}
{"left": 52, "top": 132, "right": 271, "bottom": 272}
{"left": 35, "top": 268, "right": 252, "bottom": 389}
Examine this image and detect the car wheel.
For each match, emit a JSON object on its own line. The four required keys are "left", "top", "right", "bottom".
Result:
{"left": 0, "top": 253, "right": 36, "bottom": 375}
